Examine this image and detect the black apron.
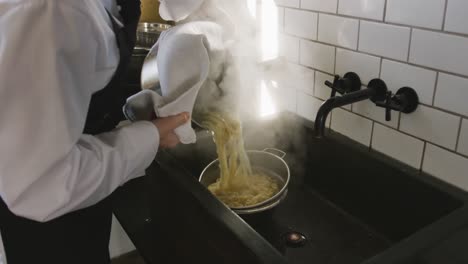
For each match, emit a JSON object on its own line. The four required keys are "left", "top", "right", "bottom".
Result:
{"left": 0, "top": 2, "right": 140, "bottom": 263}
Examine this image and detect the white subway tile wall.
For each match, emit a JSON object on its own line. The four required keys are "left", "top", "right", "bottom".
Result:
{"left": 271, "top": 0, "right": 468, "bottom": 191}
{"left": 269, "top": 63, "right": 315, "bottom": 95}
{"left": 284, "top": 9, "right": 318, "bottom": 39}
{"left": 352, "top": 100, "right": 399, "bottom": 128}
{"left": 297, "top": 91, "right": 324, "bottom": 122}
{"left": 301, "top": 0, "right": 337, "bottom": 13}
{"left": 318, "top": 14, "right": 359, "bottom": 49}
{"left": 279, "top": 34, "right": 300, "bottom": 63}
{"left": 435, "top": 73, "right": 468, "bottom": 116}
{"left": 331, "top": 108, "right": 374, "bottom": 146}
{"left": 380, "top": 60, "right": 437, "bottom": 104}
{"left": 444, "top": 0, "right": 468, "bottom": 35}
{"left": 338, "top": 0, "right": 386, "bottom": 21}
{"left": 423, "top": 144, "right": 468, "bottom": 191}
{"left": 458, "top": 120, "right": 468, "bottom": 156}
{"left": 278, "top": 7, "right": 285, "bottom": 32}
{"left": 300, "top": 40, "right": 335, "bottom": 73}
{"left": 400, "top": 105, "right": 460, "bottom": 150}
{"left": 371, "top": 123, "right": 425, "bottom": 169}
{"left": 314, "top": 71, "right": 334, "bottom": 100}
{"left": 274, "top": 0, "right": 299, "bottom": 8}
{"left": 409, "top": 30, "right": 468, "bottom": 76}
{"left": 385, "top": 0, "right": 445, "bottom": 30}
{"left": 335, "top": 49, "right": 380, "bottom": 84}
{"left": 359, "top": 21, "right": 411, "bottom": 61}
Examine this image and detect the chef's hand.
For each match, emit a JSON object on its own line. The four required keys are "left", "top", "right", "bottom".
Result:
{"left": 152, "top": 112, "right": 190, "bottom": 148}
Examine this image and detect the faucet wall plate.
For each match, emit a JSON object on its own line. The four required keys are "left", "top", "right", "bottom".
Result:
{"left": 343, "top": 72, "right": 362, "bottom": 93}
{"left": 396, "top": 87, "right": 419, "bottom": 113}
{"left": 368, "top": 79, "right": 388, "bottom": 103}
{"left": 325, "top": 72, "right": 362, "bottom": 97}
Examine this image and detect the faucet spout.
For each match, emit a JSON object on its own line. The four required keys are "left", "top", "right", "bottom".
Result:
{"left": 314, "top": 83, "right": 386, "bottom": 138}
{"left": 314, "top": 97, "right": 340, "bottom": 139}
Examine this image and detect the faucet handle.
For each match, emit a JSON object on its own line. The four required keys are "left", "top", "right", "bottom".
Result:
{"left": 324, "top": 72, "right": 362, "bottom": 98}
{"left": 375, "top": 87, "right": 419, "bottom": 122}
{"left": 325, "top": 75, "right": 341, "bottom": 97}
{"left": 375, "top": 91, "right": 393, "bottom": 121}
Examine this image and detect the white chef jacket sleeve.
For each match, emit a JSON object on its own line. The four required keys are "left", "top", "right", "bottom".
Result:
{"left": 0, "top": 1, "right": 159, "bottom": 222}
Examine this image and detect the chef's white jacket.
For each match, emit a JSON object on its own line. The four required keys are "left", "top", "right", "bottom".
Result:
{"left": 0, "top": 1, "right": 160, "bottom": 261}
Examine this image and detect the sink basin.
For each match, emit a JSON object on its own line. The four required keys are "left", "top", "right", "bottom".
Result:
{"left": 148, "top": 112, "right": 467, "bottom": 264}
{"left": 302, "top": 136, "right": 460, "bottom": 244}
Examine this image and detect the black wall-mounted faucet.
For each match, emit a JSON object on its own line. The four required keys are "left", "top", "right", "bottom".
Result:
{"left": 314, "top": 73, "right": 420, "bottom": 138}
{"left": 314, "top": 77, "right": 388, "bottom": 138}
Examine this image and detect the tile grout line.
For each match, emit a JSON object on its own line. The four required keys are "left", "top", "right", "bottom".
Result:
{"left": 352, "top": 111, "right": 468, "bottom": 159}
{"left": 284, "top": 32, "right": 468, "bottom": 81}
{"left": 455, "top": 117, "right": 463, "bottom": 152}
{"left": 383, "top": 0, "right": 388, "bottom": 22}
{"left": 296, "top": 58, "right": 468, "bottom": 119}
{"left": 312, "top": 70, "right": 317, "bottom": 96}
{"left": 298, "top": 37, "right": 302, "bottom": 66}
{"left": 419, "top": 142, "right": 428, "bottom": 171}
{"left": 276, "top": 6, "right": 468, "bottom": 39}
{"left": 432, "top": 72, "right": 439, "bottom": 106}
{"left": 397, "top": 112, "right": 402, "bottom": 130}
{"left": 379, "top": 55, "right": 384, "bottom": 77}
{"left": 369, "top": 121, "right": 376, "bottom": 150}
{"left": 336, "top": 0, "right": 340, "bottom": 14}
{"left": 357, "top": 19, "right": 361, "bottom": 51}
{"left": 333, "top": 46, "right": 338, "bottom": 75}
{"left": 442, "top": 0, "right": 449, "bottom": 31}
{"left": 321, "top": 101, "right": 468, "bottom": 158}
{"left": 316, "top": 11, "right": 319, "bottom": 41}
{"left": 419, "top": 103, "right": 468, "bottom": 119}
{"left": 296, "top": 56, "right": 468, "bottom": 119}
{"left": 406, "top": 28, "right": 413, "bottom": 62}
{"left": 276, "top": 2, "right": 468, "bottom": 164}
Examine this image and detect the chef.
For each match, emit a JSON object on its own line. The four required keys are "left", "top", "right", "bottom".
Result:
{"left": 0, "top": 0, "right": 189, "bottom": 263}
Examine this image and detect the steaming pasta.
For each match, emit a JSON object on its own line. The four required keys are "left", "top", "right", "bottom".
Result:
{"left": 202, "top": 112, "right": 279, "bottom": 208}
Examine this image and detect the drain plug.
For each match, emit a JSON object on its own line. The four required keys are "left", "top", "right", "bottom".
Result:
{"left": 282, "top": 231, "right": 307, "bottom": 248}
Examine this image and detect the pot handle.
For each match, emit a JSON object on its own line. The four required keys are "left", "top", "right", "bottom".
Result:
{"left": 262, "top": 148, "right": 286, "bottom": 158}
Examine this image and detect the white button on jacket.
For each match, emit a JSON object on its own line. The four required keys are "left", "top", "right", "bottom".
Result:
{"left": 0, "top": 1, "right": 160, "bottom": 260}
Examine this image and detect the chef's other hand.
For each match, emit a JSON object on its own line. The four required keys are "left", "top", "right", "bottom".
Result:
{"left": 152, "top": 112, "right": 190, "bottom": 148}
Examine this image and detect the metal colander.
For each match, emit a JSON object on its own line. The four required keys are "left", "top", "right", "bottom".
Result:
{"left": 199, "top": 148, "right": 290, "bottom": 214}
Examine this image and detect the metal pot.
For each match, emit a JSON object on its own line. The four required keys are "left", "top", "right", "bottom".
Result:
{"left": 199, "top": 148, "right": 290, "bottom": 214}
{"left": 136, "top": 22, "right": 171, "bottom": 49}
{"left": 126, "top": 47, "right": 149, "bottom": 85}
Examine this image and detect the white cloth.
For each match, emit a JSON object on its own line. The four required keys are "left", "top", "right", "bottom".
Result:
{"left": 125, "top": 21, "right": 228, "bottom": 144}
{"left": 159, "top": 0, "right": 205, "bottom": 22}
{"left": 0, "top": 0, "right": 159, "bottom": 225}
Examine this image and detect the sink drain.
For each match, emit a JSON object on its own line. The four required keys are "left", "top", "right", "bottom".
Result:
{"left": 282, "top": 231, "right": 308, "bottom": 248}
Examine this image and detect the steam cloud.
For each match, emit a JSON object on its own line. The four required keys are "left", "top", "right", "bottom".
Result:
{"left": 175, "top": 0, "right": 261, "bottom": 120}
